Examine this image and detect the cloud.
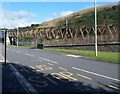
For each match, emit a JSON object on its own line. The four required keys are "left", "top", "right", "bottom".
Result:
{"left": 52, "top": 12, "right": 57, "bottom": 17}
{"left": 45, "top": 12, "right": 57, "bottom": 21}
{"left": 60, "top": 11, "right": 74, "bottom": 17}
{"left": 0, "top": 9, "right": 37, "bottom": 29}
{"left": 46, "top": 11, "right": 74, "bottom": 21}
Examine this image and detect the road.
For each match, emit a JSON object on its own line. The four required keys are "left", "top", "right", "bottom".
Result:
{"left": 1, "top": 45, "right": 120, "bottom": 93}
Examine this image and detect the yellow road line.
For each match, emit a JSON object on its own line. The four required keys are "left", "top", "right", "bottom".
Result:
{"left": 30, "top": 66, "right": 36, "bottom": 69}
{"left": 108, "top": 85, "right": 120, "bottom": 90}
{"left": 60, "top": 72, "right": 78, "bottom": 81}
{"left": 44, "top": 75, "right": 57, "bottom": 85}
{"left": 48, "top": 63, "right": 53, "bottom": 65}
{"left": 58, "top": 67, "right": 68, "bottom": 71}
{"left": 77, "top": 74, "right": 92, "bottom": 80}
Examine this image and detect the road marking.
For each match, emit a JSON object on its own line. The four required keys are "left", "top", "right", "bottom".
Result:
{"left": 44, "top": 75, "right": 58, "bottom": 85}
{"left": 0, "top": 60, "right": 3, "bottom": 62}
{"left": 28, "top": 77, "right": 48, "bottom": 87}
{"left": 51, "top": 73, "right": 70, "bottom": 80}
{"left": 72, "top": 67, "right": 120, "bottom": 82}
{"left": 33, "top": 60, "right": 43, "bottom": 62}
{"left": 108, "top": 85, "right": 120, "bottom": 90}
{"left": 58, "top": 67, "right": 68, "bottom": 71}
{"left": 16, "top": 51, "right": 22, "bottom": 53}
{"left": 48, "top": 63, "right": 53, "bottom": 65}
{"left": 65, "top": 54, "right": 82, "bottom": 58}
{"left": 13, "top": 62, "right": 20, "bottom": 64}
{"left": 30, "top": 66, "right": 36, "bottom": 69}
{"left": 51, "top": 71, "right": 78, "bottom": 81}
{"left": 59, "top": 71, "right": 78, "bottom": 81}
{"left": 25, "top": 53, "right": 34, "bottom": 57}
{"left": 0, "top": 54, "right": 9, "bottom": 62}
{"left": 77, "top": 74, "right": 92, "bottom": 80}
{"left": 0, "top": 54, "right": 3, "bottom": 62}
{"left": 39, "top": 57, "right": 58, "bottom": 64}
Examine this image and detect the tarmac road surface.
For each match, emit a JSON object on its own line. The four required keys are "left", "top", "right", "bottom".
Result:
{"left": 1, "top": 45, "right": 120, "bottom": 94}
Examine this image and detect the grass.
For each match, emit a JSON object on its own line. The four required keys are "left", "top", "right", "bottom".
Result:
{"left": 45, "top": 48, "right": 119, "bottom": 63}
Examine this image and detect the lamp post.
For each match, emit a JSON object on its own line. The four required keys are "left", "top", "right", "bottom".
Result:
{"left": 94, "top": 0, "right": 98, "bottom": 56}
{"left": 16, "top": 27, "right": 18, "bottom": 46}
{"left": 11, "top": 19, "right": 19, "bottom": 46}
{"left": 65, "top": 18, "right": 68, "bottom": 44}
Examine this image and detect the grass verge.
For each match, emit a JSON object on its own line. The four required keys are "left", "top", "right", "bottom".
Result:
{"left": 45, "top": 48, "right": 119, "bottom": 63}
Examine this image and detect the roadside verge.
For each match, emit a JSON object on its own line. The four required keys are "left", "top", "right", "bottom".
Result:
{"left": 44, "top": 48, "right": 119, "bottom": 64}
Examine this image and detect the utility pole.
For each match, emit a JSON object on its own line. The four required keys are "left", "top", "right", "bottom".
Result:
{"left": 94, "top": 0, "right": 98, "bottom": 56}
{"left": 65, "top": 19, "right": 68, "bottom": 32}
{"left": 65, "top": 19, "right": 68, "bottom": 44}
{"left": 17, "top": 27, "right": 18, "bottom": 46}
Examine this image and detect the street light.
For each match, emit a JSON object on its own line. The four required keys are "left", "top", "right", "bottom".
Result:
{"left": 11, "top": 19, "right": 19, "bottom": 46}
{"left": 94, "top": 0, "right": 98, "bottom": 56}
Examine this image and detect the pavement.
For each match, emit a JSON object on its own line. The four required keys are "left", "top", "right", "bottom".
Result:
{"left": 0, "top": 44, "right": 27, "bottom": 94}
{"left": 2, "top": 63, "right": 28, "bottom": 94}
{"left": 0, "top": 45, "right": 120, "bottom": 94}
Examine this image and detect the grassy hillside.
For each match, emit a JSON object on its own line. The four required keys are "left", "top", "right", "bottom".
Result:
{"left": 38, "top": 3, "right": 118, "bottom": 28}
{"left": 17, "top": 3, "right": 118, "bottom": 30}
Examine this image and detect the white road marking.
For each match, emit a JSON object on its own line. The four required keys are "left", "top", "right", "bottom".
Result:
{"left": 72, "top": 67, "right": 120, "bottom": 82}
{"left": 16, "top": 51, "right": 22, "bottom": 53}
{"left": 65, "top": 54, "right": 82, "bottom": 58}
{"left": 39, "top": 57, "right": 58, "bottom": 64}
{"left": 0, "top": 54, "right": 9, "bottom": 62}
{"left": 25, "top": 53, "right": 34, "bottom": 57}
{"left": 0, "top": 60, "right": 3, "bottom": 62}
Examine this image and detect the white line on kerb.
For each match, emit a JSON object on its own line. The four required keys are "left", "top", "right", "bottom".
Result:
{"left": 39, "top": 57, "right": 58, "bottom": 64}
{"left": 72, "top": 67, "right": 120, "bottom": 82}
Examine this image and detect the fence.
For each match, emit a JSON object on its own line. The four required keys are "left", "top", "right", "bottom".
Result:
{"left": 18, "top": 41, "right": 34, "bottom": 46}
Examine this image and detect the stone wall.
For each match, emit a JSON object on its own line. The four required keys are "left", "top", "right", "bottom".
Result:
{"left": 45, "top": 45, "right": 119, "bottom": 52}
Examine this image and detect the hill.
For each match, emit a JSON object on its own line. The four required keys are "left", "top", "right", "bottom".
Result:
{"left": 37, "top": 3, "right": 118, "bottom": 28}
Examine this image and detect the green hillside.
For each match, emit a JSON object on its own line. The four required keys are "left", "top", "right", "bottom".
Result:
{"left": 56, "top": 4, "right": 118, "bottom": 28}
{"left": 12, "top": 3, "right": 118, "bottom": 30}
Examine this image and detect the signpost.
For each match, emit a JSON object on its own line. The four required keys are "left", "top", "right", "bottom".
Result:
{"left": 0, "top": 30, "right": 7, "bottom": 66}
{"left": 4, "top": 30, "right": 7, "bottom": 66}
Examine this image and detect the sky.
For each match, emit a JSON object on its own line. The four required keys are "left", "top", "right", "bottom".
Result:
{"left": 0, "top": 2, "right": 118, "bottom": 29}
